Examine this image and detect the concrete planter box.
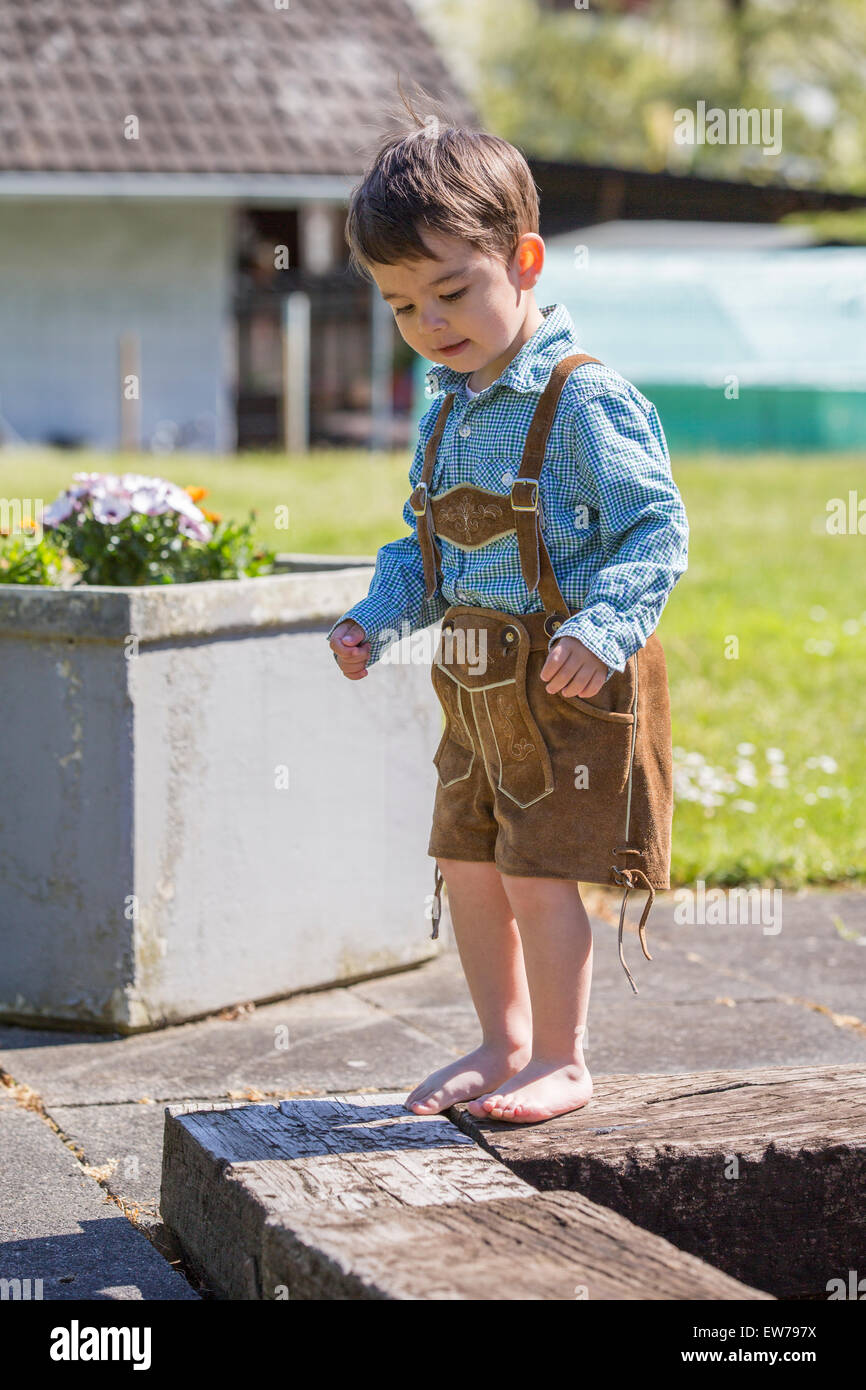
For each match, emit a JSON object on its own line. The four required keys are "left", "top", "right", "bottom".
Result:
{"left": 0, "top": 556, "right": 444, "bottom": 1032}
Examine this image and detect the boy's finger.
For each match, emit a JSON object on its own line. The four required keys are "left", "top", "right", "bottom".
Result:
{"left": 332, "top": 637, "right": 369, "bottom": 655}
{"left": 561, "top": 666, "right": 603, "bottom": 698}
{"left": 541, "top": 655, "right": 580, "bottom": 694}
{"left": 539, "top": 644, "right": 569, "bottom": 682}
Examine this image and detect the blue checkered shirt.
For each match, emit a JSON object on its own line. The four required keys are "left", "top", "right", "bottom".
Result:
{"left": 327, "top": 302, "right": 688, "bottom": 680}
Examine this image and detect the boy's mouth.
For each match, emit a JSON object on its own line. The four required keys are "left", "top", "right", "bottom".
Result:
{"left": 437, "top": 338, "right": 469, "bottom": 357}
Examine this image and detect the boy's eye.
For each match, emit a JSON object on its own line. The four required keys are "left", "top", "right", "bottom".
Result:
{"left": 393, "top": 287, "right": 467, "bottom": 317}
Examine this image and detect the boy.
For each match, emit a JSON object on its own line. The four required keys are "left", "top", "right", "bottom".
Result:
{"left": 328, "top": 123, "right": 688, "bottom": 1124}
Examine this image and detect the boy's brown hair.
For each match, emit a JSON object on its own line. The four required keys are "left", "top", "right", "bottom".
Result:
{"left": 345, "top": 83, "right": 539, "bottom": 280}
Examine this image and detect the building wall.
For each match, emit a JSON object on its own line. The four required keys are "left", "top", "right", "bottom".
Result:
{"left": 0, "top": 199, "right": 235, "bottom": 452}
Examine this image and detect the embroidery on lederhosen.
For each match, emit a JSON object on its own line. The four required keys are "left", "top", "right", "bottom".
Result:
{"left": 437, "top": 495, "right": 505, "bottom": 541}
{"left": 493, "top": 691, "right": 534, "bottom": 761}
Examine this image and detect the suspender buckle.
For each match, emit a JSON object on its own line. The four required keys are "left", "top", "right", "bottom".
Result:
{"left": 409, "top": 481, "right": 429, "bottom": 516}
{"left": 510, "top": 478, "right": 539, "bottom": 513}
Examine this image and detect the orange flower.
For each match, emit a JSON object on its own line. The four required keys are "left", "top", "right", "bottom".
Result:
{"left": 184, "top": 485, "right": 208, "bottom": 503}
{"left": 202, "top": 509, "right": 222, "bottom": 523}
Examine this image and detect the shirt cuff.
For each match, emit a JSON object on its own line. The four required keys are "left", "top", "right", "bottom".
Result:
{"left": 326, "top": 600, "right": 404, "bottom": 667}
{"left": 326, "top": 612, "right": 368, "bottom": 644}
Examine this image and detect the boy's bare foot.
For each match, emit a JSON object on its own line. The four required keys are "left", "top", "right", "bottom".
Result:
{"left": 466, "top": 1058, "right": 593, "bottom": 1123}
{"left": 405, "top": 1042, "right": 532, "bottom": 1115}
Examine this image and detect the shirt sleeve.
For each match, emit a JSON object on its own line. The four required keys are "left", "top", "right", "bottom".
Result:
{"left": 548, "top": 391, "right": 689, "bottom": 678}
{"left": 325, "top": 416, "right": 450, "bottom": 668}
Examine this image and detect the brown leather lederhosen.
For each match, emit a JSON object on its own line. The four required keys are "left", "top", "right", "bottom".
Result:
{"left": 410, "top": 352, "right": 674, "bottom": 993}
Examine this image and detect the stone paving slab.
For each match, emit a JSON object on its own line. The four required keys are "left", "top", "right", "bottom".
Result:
{"left": 620, "top": 887, "right": 866, "bottom": 1015}
{"left": 0, "top": 1095, "right": 198, "bottom": 1301}
{"left": 0, "top": 987, "right": 454, "bottom": 1106}
{"left": 47, "top": 1102, "right": 184, "bottom": 1234}
{"left": 349, "top": 928, "right": 866, "bottom": 1075}
{"left": 578, "top": 996, "right": 866, "bottom": 1073}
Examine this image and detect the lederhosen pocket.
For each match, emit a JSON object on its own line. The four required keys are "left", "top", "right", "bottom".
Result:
{"left": 430, "top": 659, "right": 476, "bottom": 787}
{"left": 432, "top": 609, "right": 554, "bottom": 808}
{"left": 554, "top": 671, "right": 638, "bottom": 802}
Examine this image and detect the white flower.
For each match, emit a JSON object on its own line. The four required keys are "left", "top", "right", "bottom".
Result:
{"left": 731, "top": 799, "right": 757, "bottom": 813}
{"left": 809, "top": 606, "right": 826, "bottom": 621}
{"left": 804, "top": 638, "right": 835, "bottom": 655}
{"left": 736, "top": 742, "right": 756, "bottom": 756}
{"left": 805, "top": 755, "right": 838, "bottom": 774}
{"left": 91, "top": 493, "right": 132, "bottom": 524}
{"left": 177, "top": 513, "right": 212, "bottom": 542}
{"left": 765, "top": 748, "right": 785, "bottom": 763}
{"left": 42, "top": 492, "right": 77, "bottom": 526}
{"left": 88, "top": 473, "right": 123, "bottom": 498}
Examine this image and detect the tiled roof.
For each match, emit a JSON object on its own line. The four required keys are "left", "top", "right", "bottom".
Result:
{"left": 0, "top": 0, "right": 477, "bottom": 174}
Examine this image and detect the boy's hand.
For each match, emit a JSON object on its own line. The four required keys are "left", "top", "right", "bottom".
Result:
{"left": 540, "top": 634, "right": 608, "bottom": 699}
{"left": 330, "top": 620, "right": 371, "bottom": 680}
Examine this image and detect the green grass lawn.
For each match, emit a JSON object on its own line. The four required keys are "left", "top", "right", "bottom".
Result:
{"left": 3, "top": 445, "right": 865, "bottom": 889}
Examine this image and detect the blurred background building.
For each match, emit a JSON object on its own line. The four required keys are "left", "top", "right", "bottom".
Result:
{"left": 0, "top": 0, "right": 864, "bottom": 455}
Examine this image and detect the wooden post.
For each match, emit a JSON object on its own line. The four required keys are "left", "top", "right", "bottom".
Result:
{"left": 282, "top": 292, "right": 310, "bottom": 455}
{"left": 118, "top": 332, "right": 141, "bottom": 453}
{"left": 370, "top": 283, "right": 393, "bottom": 453}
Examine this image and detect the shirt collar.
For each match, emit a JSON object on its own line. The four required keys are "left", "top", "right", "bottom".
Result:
{"left": 423, "top": 303, "right": 580, "bottom": 400}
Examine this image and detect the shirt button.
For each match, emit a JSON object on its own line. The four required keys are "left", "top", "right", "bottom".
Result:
{"left": 502, "top": 471, "right": 514, "bottom": 486}
{"left": 458, "top": 424, "right": 471, "bottom": 438}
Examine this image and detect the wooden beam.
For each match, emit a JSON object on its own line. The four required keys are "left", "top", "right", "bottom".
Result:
{"left": 160, "top": 1091, "right": 771, "bottom": 1300}
{"left": 451, "top": 1062, "right": 866, "bottom": 1300}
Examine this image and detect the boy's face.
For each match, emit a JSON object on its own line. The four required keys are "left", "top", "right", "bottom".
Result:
{"left": 368, "top": 228, "right": 544, "bottom": 377}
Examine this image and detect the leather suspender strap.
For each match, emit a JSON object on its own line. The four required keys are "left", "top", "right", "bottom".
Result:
{"left": 409, "top": 350, "right": 600, "bottom": 607}
{"left": 512, "top": 352, "right": 600, "bottom": 623}
{"left": 409, "top": 393, "right": 455, "bottom": 600}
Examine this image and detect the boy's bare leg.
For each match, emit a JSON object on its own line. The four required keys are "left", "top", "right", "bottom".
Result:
{"left": 405, "top": 858, "right": 533, "bottom": 1114}
{"left": 466, "top": 875, "right": 593, "bottom": 1123}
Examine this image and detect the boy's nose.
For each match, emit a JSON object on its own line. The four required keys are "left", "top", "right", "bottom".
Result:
{"left": 419, "top": 312, "right": 448, "bottom": 336}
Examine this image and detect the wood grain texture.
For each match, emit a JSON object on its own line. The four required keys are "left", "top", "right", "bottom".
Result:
{"left": 450, "top": 1063, "right": 866, "bottom": 1299}
{"left": 262, "top": 1189, "right": 772, "bottom": 1302}
{"left": 160, "top": 1090, "right": 771, "bottom": 1301}
{"left": 161, "top": 1092, "right": 533, "bottom": 1299}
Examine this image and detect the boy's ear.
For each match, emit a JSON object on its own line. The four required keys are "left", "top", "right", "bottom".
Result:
{"left": 516, "top": 234, "right": 544, "bottom": 279}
